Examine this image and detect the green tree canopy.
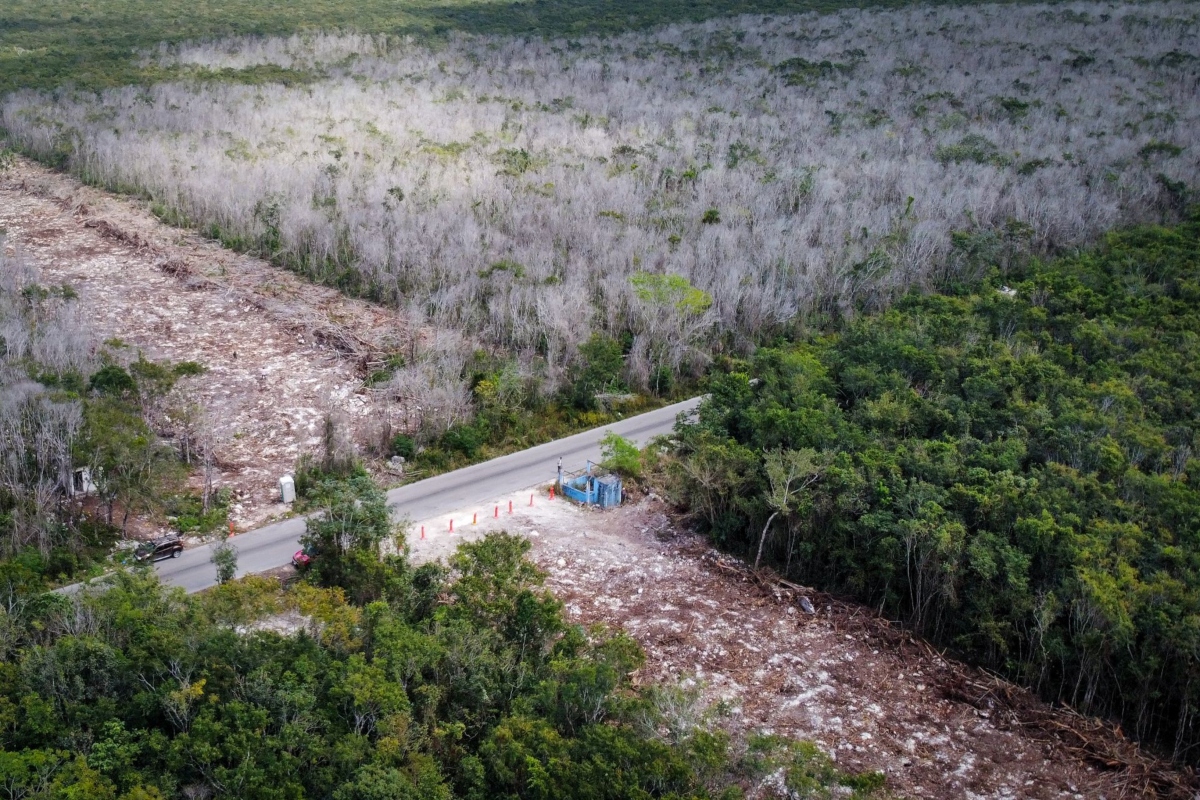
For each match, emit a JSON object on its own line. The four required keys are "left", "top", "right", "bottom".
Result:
{"left": 672, "top": 210, "right": 1200, "bottom": 763}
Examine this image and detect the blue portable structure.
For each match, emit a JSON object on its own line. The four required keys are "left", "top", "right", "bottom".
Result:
{"left": 558, "top": 461, "right": 623, "bottom": 509}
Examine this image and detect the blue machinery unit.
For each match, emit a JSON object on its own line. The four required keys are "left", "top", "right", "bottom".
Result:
{"left": 557, "top": 461, "right": 623, "bottom": 509}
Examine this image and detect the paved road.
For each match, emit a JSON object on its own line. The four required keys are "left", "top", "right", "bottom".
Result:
{"left": 133, "top": 397, "right": 701, "bottom": 593}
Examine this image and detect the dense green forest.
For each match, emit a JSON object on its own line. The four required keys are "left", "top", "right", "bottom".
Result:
{"left": 0, "top": 472, "right": 884, "bottom": 799}
{"left": 669, "top": 210, "right": 1200, "bottom": 763}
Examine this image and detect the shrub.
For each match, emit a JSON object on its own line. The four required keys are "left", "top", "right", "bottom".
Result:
{"left": 599, "top": 432, "right": 642, "bottom": 479}
{"left": 441, "top": 423, "right": 485, "bottom": 458}
{"left": 567, "top": 334, "right": 626, "bottom": 409}
{"left": 88, "top": 365, "right": 136, "bottom": 396}
{"left": 165, "top": 491, "right": 229, "bottom": 534}
{"left": 294, "top": 452, "right": 368, "bottom": 499}
{"left": 935, "top": 134, "right": 1012, "bottom": 167}
{"left": 172, "top": 360, "right": 207, "bottom": 377}
{"left": 211, "top": 539, "right": 238, "bottom": 584}
{"left": 994, "top": 95, "right": 1031, "bottom": 120}
{"left": 1064, "top": 49, "right": 1096, "bottom": 68}
{"left": 773, "top": 57, "right": 851, "bottom": 86}
{"left": 630, "top": 272, "right": 712, "bottom": 315}
{"left": 44, "top": 548, "right": 79, "bottom": 580}
{"left": 1139, "top": 140, "right": 1183, "bottom": 159}
{"left": 493, "top": 147, "right": 538, "bottom": 176}
{"left": 1017, "top": 158, "right": 1055, "bottom": 176}
{"left": 478, "top": 259, "right": 526, "bottom": 279}
{"left": 651, "top": 365, "right": 674, "bottom": 396}
{"left": 390, "top": 434, "right": 416, "bottom": 459}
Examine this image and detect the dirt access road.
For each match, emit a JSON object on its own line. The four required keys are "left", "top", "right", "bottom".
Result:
{"left": 0, "top": 156, "right": 407, "bottom": 530}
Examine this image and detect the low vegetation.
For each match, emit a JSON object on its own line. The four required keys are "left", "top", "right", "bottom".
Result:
{"left": 668, "top": 210, "right": 1200, "bottom": 763}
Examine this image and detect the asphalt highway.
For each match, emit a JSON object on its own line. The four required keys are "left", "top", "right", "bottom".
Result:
{"left": 132, "top": 396, "right": 703, "bottom": 593}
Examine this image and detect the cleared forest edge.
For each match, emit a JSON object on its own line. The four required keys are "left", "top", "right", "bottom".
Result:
{"left": 0, "top": 155, "right": 411, "bottom": 529}
{"left": 408, "top": 492, "right": 1197, "bottom": 798}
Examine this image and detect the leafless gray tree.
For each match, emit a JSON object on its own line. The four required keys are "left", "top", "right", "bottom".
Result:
{"left": 0, "top": 239, "right": 91, "bottom": 554}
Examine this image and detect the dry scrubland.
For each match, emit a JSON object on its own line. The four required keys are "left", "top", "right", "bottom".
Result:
{"left": 2, "top": 2, "right": 1197, "bottom": 399}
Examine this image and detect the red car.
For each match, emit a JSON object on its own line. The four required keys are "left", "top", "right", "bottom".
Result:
{"left": 291, "top": 544, "right": 316, "bottom": 569}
